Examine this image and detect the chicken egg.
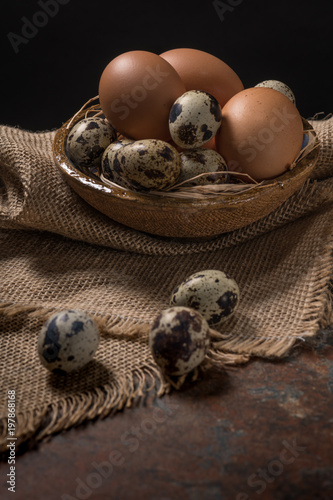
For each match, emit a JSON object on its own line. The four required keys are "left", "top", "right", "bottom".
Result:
{"left": 160, "top": 48, "right": 244, "bottom": 108}
{"left": 202, "top": 136, "right": 217, "bottom": 151}
{"left": 216, "top": 87, "right": 304, "bottom": 181}
{"left": 98, "top": 50, "right": 186, "bottom": 141}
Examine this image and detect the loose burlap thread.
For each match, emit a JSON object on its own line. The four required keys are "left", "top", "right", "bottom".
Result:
{"left": 0, "top": 116, "right": 333, "bottom": 452}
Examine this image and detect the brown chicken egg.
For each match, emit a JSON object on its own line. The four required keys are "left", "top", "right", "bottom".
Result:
{"left": 216, "top": 87, "right": 304, "bottom": 181}
{"left": 98, "top": 50, "right": 186, "bottom": 141}
{"left": 202, "top": 136, "right": 217, "bottom": 151}
{"left": 160, "top": 48, "right": 244, "bottom": 108}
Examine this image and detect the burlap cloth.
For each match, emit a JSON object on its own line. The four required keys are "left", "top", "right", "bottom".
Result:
{"left": 1, "top": 116, "right": 333, "bottom": 452}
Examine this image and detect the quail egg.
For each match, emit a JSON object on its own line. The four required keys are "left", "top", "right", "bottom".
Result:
{"left": 101, "top": 138, "right": 133, "bottom": 182}
{"left": 170, "top": 270, "right": 240, "bottom": 327}
{"left": 149, "top": 306, "right": 210, "bottom": 376}
{"left": 255, "top": 80, "right": 296, "bottom": 104}
{"left": 67, "top": 116, "right": 117, "bottom": 174}
{"left": 103, "top": 139, "right": 182, "bottom": 191}
{"left": 178, "top": 148, "right": 229, "bottom": 186}
{"left": 37, "top": 309, "right": 100, "bottom": 374}
{"left": 169, "top": 90, "right": 222, "bottom": 149}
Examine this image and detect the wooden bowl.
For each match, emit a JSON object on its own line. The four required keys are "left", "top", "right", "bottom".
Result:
{"left": 53, "top": 106, "right": 320, "bottom": 239}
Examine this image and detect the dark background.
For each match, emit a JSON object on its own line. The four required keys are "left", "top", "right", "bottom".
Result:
{"left": 1, "top": 0, "right": 332, "bottom": 131}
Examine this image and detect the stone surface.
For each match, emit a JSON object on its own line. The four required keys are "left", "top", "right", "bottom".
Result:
{"left": 0, "top": 327, "right": 332, "bottom": 500}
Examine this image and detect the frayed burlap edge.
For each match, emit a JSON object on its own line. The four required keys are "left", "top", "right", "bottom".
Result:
{"left": 0, "top": 363, "right": 166, "bottom": 455}
{"left": 0, "top": 306, "right": 167, "bottom": 454}
{"left": 0, "top": 304, "right": 250, "bottom": 454}
{"left": 1, "top": 247, "right": 332, "bottom": 457}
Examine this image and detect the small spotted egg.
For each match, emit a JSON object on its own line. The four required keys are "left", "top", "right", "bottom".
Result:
{"left": 67, "top": 116, "right": 117, "bottom": 173}
{"left": 170, "top": 270, "right": 240, "bottom": 327}
{"left": 255, "top": 80, "right": 296, "bottom": 104}
{"left": 149, "top": 306, "right": 210, "bottom": 376}
{"left": 169, "top": 90, "right": 222, "bottom": 149}
{"left": 104, "top": 139, "right": 182, "bottom": 191}
{"left": 101, "top": 138, "right": 134, "bottom": 182}
{"left": 37, "top": 310, "right": 100, "bottom": 374}
{"left": 178, "top": 148, "right": 229, "bottom": 186}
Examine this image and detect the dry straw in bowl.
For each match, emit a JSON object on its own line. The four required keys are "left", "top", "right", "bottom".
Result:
{"left": 53, "top": 97, "right": 320, "bottom": 239}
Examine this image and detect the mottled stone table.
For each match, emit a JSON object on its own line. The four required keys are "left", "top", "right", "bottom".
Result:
{"left": 1, "top": 327, "right": 332, "bottom": 500}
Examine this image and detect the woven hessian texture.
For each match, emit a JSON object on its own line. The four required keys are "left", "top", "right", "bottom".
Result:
{"left": 0, "top": 117, "right": 333, "bottom": 451}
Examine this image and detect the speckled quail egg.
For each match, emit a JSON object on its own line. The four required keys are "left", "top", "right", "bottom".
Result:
{"left": 149, "top": 306, "right": 211, "bottom": 376}
{"left": 170, "top": 270, "right": 240, "bottom": 327}
{"left": 255, "top": 80, "right": 296, "bottom": 104}
{"left": 101, "top": 138, "right": 134, "bottom": 181}
{"left": 178, "top": 148, "right": 229, "bottom": 186}
{"left": 67, "top": 116, "right": 117, "bottom": 174}
{"left": 103, "top": 139, "right": 182, "bottom": 191}
{"left": 169, "top": 90, "right": 222, "bottom": 149}
{"left": 37, "top": 310, "right": 100, "bottom": 374}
